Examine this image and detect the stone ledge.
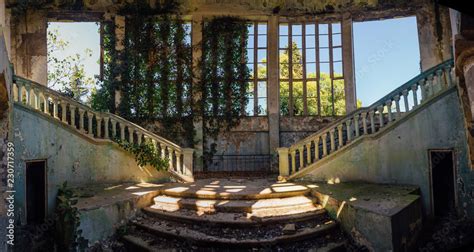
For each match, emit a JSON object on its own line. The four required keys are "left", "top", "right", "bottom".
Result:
{"left": 306, "top": 182, "right": 422, "bottom": 252}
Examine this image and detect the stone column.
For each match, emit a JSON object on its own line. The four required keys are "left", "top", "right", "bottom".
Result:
{"left": 342, "top": 14, "right": 357, "bottom": 113}
{"left": 11, "top": 9, "right": 48, "bottom": 85}
{"left": 192, "top": 15, "right": 204, "bottom": 171}
{"left": 457, "top": 50, "right": 474, "bottom": 116}
{"left": 267, "top": 15, "right": 280, "bottom": 163}
{"left": 416, "top": 3, "right": 453, "bottom": 71}
{"left": 114, "top": 15, "right": 125, "bottom": 112}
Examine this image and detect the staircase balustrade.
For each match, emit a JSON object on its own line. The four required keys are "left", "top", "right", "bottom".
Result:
{"left": 277, "top": 60, "right": 456, "bottom": 177}
{"left": 13, "top": 76, "right": 194, "bottom": 179}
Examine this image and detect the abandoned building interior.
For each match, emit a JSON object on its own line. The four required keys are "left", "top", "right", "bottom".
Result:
{"left": 1, "top": 0, "right": 474, "bottom": 251}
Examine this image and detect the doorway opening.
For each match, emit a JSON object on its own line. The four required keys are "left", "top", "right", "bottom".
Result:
{"left": 429, "top": 150, "right": 456, "bottom": 217}
{"left": 26, "top": 160, "right": 47, "bottom": 224}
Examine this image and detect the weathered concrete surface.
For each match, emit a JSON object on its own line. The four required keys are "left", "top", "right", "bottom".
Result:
{"left": 308, "top": 182, "right": 422, "bottom": 252}
{"left": 10, "top": 9, "right": 47, "bottom": 85}
{"left": 13, "top": 105, "right": 171, "bottom": 225}
{"left": 296, "top": 88, "right": 474, "bottom": 218}
{"left": 280, "top": 116, "right": 338, "bottom": 146}
{"left": 0, "top": 24, "right": 13, "bottom": 252}
{"left": 417, "top": 4, "right": 453, "bottom": 70}
{"left": 75, "top": 182, "right": 165, "bottom": 244}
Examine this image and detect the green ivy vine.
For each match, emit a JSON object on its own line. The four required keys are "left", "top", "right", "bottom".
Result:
{"left": 91, "top": 1, "right": 250, "bottom": 170}
{"left": 117, "top": 139, "right": 169, "bottom": 171}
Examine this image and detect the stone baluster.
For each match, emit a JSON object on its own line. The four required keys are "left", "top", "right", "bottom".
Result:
{"left": 354, "top": 114, "right": 360, "bottom": 137}
{"left": 298, "top": 146, "right": 304, "bottom": 169}
{"left": 176, "top": 150, "right": 182, "bottom": 173}
{"left": 314, "top": 136, "right": 320, "bottom": 161}
{"left": 321, "top": 133, "right": 328, "bottom": 157}
{"left": 25, "top": 84, "right": 31, "bottom": 106}
{"left": 436, "top": 69, "right": 444, "bottom": 92}
{"left": 161, "top": 145, "right": 166, "bottom": 160}
{"left": 445, "top": 66, "right": 453, "bottom": 87}
{"left": 111, "top": 119, "right": 117, "bottom": 139}
{"left": 369, "top": 110, "right": 375, "bottom": 133}
{"left": 394, "top": 95, "right": 401, "bottom": 119}
{"left": 87, "top": 113, "right": 94, "bottom": 136}
{"left": 337, "top": 124, "right": 344, "bottom": 148}
{"left": 79, "top": 109, "right": 85, "bottom": 132}
{"left": 386, "top": 100, "right": 393, "bottom": 123}
{"left": 305, "top": 142, "right": 312, "bottom": 164}
{"left": 361, "top": 112, "right": 368, "bottom": 135}
{"left": 61, "top": 102, "right": 67, "bottom": 123}
{"left": 411, "top": 84, "right": 418, "bottom": 107}
{"left": 290, "top": 150, "right": 296, "bottom": 174}
{"left": 329, "top": 128, "right": 336, "bottom": 153}
{"left": 104, "top": 117, "right": 109, "bottom": 139}
{"left": 402, "top": 89, "right": 409, "bottom": 112}
{"left": 377, "top": 106, "right": 384, "bottom": 129}
{"left": 128, "top": 127, "right": 134, "bottom": 144}
{"left": 70, "top": 105, "right": 76, "bottom": 128}
{"left": 419, "top": 79, "right": 426, "bottom": 102}
{"left": 53, "top": 99, "right": 60, "bottom": 120}
{"left": 120, "top": 123, "right": 125, "bottom": 141}
{"left": 16, "top": 82, "right": 23, "bottom": 102}
{"left": 182, "top": 148, "right": 194, "bottom": 176}
{"left": 168, "top": 148, "right": 174, "bottom": 170}
{"left": 96, "top": 116, "right": 102, "bottom": 138}
{"left": 137, "top": 132, "right": 142, "bottom": 145}
{"left": 426, "top": 74, "right": 434, "bottom": 98}
{"left": 345, "top": 119, "right": 352, "bottom": 142}
{"left": 43, "top": 94, "right": 50, "bottom": 115}
{"left": 35, "top": 89, "right": 41, "bottom": 110}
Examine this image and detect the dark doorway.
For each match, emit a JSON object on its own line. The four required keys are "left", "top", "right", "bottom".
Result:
{"left": 26, "top": 160, "right": 46, "bottom": 224}
{"left": 430, "top": 150, "right": 456, "bottom": 217}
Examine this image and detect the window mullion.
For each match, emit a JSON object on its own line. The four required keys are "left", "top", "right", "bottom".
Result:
{"left": 302, "top": 23, "right": 308, "bottom": 116}
{"left": 253, "top": 23, "right": 258, "bottom": 116}
{"left": 329, "top": 23, "right": 335, "bottom": 116}
{"left": 288, "top": 23, "right": 294, "bottom": 117}
{"left": 315, "top": 23, "right": 321, "bottom": 116}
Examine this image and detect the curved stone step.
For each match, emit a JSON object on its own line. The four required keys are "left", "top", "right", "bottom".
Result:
{"left": 143, "top": 206, "right": 327, "bottom": 227}
{"left": 132, "top": 219, "right": 339, "bottom": 248}
{"left": 158, "top": 181, "right": 310, "bottom": 200}
{"left": 151, "top": 195, "right": 320, "bottom": 215}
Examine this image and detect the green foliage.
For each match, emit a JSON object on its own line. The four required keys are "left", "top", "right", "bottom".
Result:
{"left": 47, "top": 28, "right": 96, "bottom": 103}
{"left": 54, "top": 182, "right": 87, "bottom": 251}
{"left": 90, "top": 21, "right": 118, "bottom": 113}
{"left": 117, "top": 139, "right": 169, "bottom": 171}
{"left": 277, "top": 42, "right": 361, "bottom": 116}
{"left": 200, "top": 17, "right": 250, "bottom": 168}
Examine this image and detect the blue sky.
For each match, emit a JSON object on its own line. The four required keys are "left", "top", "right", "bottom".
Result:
{"left": 353, "top": 16, "right": 420, "bottom": 106}
{"left": 48, "top": 22, "right": 100, "bottom": 84}
{"left": 48, "top": 17, "right": 421, "bottom": 107}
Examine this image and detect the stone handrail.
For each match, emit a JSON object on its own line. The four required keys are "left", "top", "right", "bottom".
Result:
{"left": 278, "top": 59, "right": 456, "bottom": 177}
{"left": 12, "top": 76, "right": 194, "bottom": 180}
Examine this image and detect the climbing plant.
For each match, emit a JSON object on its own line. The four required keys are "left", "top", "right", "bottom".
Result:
{"left": 199, "top": 17, "right": 250, "bottom": 168}
{"left": 91, "top": 3, "right": 250, "bottom": 169}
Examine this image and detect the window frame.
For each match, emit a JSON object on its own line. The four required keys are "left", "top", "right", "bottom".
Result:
{"left": 279, "top": 20, "right": 344, "bottom": 117}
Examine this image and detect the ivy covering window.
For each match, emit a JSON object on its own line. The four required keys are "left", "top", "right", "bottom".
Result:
{"left": 279, "top": 21, "right": 345, "bottom": 116}
{"left": 246, "top": 22, "right": 268, "bottom": 116}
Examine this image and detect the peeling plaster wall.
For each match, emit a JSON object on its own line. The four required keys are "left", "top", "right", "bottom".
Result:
{"left": 13, "top": 105, "right": 170, "bottom": 224}
{"left": 417, "top": 3, "right": 453, "bottom": 71}
{"left": 0, "top": 26, "right": 13, "bottom": 252}
{"left": 280, "top": 116, "right": 338, "bottom": 147}
{"left": 300, "top": 89, "right": 474, "bottom": 218}
{"left": 10, "top": 9, "right": 47, "bottom": 85}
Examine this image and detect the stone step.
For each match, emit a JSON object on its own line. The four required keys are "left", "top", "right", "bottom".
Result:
{"left": 152, "top": 195, "right": 321, "bottom": 215}
{"left": 130, "top": 215, "right": 341, "bottom": 248}
{"left": 158, "top": 181, "right": 310, "bottom": 200}
{"left": 143, "top": 206, "right": 327, "bottom": 227}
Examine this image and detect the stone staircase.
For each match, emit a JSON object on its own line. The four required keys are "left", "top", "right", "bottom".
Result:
{"left": 121, "top": 179, "right": 349, "bottom": 251}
